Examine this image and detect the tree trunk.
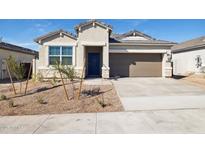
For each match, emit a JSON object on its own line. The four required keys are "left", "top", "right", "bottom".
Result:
{"left": 20, "top": 82, "right": 22, "bottom": 94}
{"left": 59, "top": 69, "right": 69, "bottom": 102}
{"left": 77, "top": 60, "right": 85, "bottom": 100}
{"left": 71, "top": 80, "right": 75, "bottom": 100}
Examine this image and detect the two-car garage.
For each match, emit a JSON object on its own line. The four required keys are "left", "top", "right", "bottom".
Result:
{"left": 108, "top": 30, "right": 175, "bottom": 78}
{"left": 109, "top": 53, "right": 163, "bottom": 77}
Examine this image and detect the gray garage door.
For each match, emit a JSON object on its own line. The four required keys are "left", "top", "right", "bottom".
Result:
{"left": 109, "top": 53, "right": 162, "bottom": 77}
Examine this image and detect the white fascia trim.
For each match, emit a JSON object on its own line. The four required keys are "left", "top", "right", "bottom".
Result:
{"left": 81, "top": 41, "right": 106, "bottom": 46}
{"left": 109, "top": 43, "right": 174, "bottom": 46}
{"left": 44, "top": 42, "right": 77, "bottom": 46}
{"left": 109, "top": 50, "right": 167, "bottom": 54}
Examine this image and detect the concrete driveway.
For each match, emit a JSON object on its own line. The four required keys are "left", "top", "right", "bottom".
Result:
{"left": 112, "top": 78, "right": 205, "bottom": 110}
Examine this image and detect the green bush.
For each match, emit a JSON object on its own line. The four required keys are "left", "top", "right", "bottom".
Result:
{"left": 0, "top": 94, "right": 7, "bottom": 101}
{"left": 6, "top": 56, "right": 26, "bottom": 93}
{"left": 53, "top": 61, "right": 76, "bottom": 81}
{"left": 6, "top": 56, "right": 25, "bottom": 81}
{"left": 49, "top": 73, "right": 58, "bottom": 86}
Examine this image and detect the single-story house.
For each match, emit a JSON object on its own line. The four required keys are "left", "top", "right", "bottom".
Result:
{"left": 172, "top": 36, "right": 205, "bottom": 76}
{"left": 0, "top": 41, "right": 38, "bottom": 80}
{"left": 34, "top": 20, "right": 176, "bottom": 78}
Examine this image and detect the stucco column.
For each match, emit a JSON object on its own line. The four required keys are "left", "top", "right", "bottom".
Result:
{"left": 162, "top": 52, "right": 172, "bottom": 78}
{"left": 72, "top": 45, "right": 76, "bottom": 66}
{"left": 75, "top": 44, "right": 85, "bottom": 78}
{"left": 44, "top": 45, "right": 49, "bottom": 67}
{"left": 32, "top": 58, "right": 36, "bottom": 77}
{"left": 102, "top": 44, "right": 110, "bottom": 78}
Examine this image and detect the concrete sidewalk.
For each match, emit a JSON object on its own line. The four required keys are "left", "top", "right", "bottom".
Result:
{"left": 1, "top": 109, "right": 205, "bottom": 133}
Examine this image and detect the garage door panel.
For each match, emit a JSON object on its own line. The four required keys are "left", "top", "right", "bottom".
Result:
{"left": 110, "top": 53, "right": 162, "bottom": 77}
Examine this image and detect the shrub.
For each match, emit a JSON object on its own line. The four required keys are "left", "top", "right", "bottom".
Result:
{"left": 49, "top": 73, "right": 57, "bottom": 87}
{"left": 6, "top": 56, "right": 26, "bottom": 93}
{"left": 8, "top": 99, "right": 16, "bottom": 108}
{"left": 36, "top": 95, "right": 47, "bottom": 104}
{"left": 53, "top": 62, "right": 76, "bottom": 81}
{"left": 97, "top": 100, "right": 106, "bottom": 108}
{"left": 0, "top": 94, "right": 7, "bottom": 101}
{"left": 96, "top": 98, "right": 107, "bottom": 108}
{"left": 31, "top": 74, "right": 38, "bottom": 82}
{"left": 61, "top": 66, "right": 76, "bottom": 81}
{"left": 6, "top": 56, "right": 25, "bottom": 80}
{"left": 82, "top": 87, "right": 101, "bottom": 96}
{"left": 36, "top": 72, "right": 44, "bottom": 82}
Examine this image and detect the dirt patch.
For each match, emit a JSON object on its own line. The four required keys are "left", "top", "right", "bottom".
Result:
{"left": 181, "top": 74, "right": 205, "bottom": 89}
{"left": 0, "top": 80, "right": 124, "bottom": 116}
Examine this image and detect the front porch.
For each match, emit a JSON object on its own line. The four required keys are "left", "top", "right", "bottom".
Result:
{"left": 85, "top": 46, "right": 102, "bottom": 78}
{"left": 78, "top": 45, "right": 110, "bottom": 79}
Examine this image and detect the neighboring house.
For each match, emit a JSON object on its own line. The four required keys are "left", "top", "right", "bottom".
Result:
{"left": 172, "top": 36, "right": 205, "bottom": 76}
{"left": 0, "top": 41, "right": 38, "bottom": 80}
{"left": 34, "top": 20, "right": 176, "bottom": 79}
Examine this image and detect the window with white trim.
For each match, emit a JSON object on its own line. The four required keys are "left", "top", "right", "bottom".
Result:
{"left": 49, "top": 46, "right": 73, "bottom": 65}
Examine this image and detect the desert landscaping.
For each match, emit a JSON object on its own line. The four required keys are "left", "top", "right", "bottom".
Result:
{"left": 181, "top": 74, "right": 205, "bottom": 89}
{"left": 0, "top": 79, "right": 123, "bottom": 116}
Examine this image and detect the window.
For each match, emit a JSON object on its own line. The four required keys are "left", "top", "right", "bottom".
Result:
{"left": 62, "top": 46, "right": 72, "bottom": 65}
{"left": 49, "top": 46, "right": 73, "bottom": 65}
{"left": 49, "top": 46, "right": 60, "bottom": 65}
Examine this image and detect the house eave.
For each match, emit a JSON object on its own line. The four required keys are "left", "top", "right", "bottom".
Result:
{"left": 0, "top": 46, "right": 38, "bottom": 56}
{"left": 109, "top": 42, "right": 176, "bottom": 47}
{"left": 172, "top": 44, "right": 205, "bottom": 53}
{"left": 75, "top": 20, "right": 112, "bottom": 34}
{"left": 34, "top": 30, "right": 77, "bottom": 45}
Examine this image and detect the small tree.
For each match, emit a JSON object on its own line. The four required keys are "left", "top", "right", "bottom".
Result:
{"left": 60, "top": 65, "right": 76, "bottom": 81}
{"left": 53, "top": 62, "right": 77, "bottom": 99}
{"left": 53, "top": 61, "right": 69, "bottom": 101}
{"left": 6, "top": 56, "right": 26, "bottom": 94}
{"left": 60, "top": 65, "right": 76, "bottom": 99}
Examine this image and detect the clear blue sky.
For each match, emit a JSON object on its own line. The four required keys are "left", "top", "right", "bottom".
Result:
{"left": 1, "top": 19, "right": 205, "bottom": 51}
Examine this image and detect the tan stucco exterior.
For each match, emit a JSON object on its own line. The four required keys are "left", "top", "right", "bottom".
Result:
{"left": 0, "top": 48, "right": 36, "bottom": 79}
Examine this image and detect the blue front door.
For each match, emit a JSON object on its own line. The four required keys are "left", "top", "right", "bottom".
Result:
{"left": 88, "top": 53, "right": 100, "bottom": 76}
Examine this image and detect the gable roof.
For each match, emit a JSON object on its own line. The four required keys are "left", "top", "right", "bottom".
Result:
{"left": 0, "top": 41, "right": 37, "bottom": 56}
{"left": 34, "top": 29, "right": 77, "bottom": 44}
{"left": 113, "top": 30, "right": 156, "bottom": 40}
{"left": 110, "top": 31, "right": 176, "bottom": 46}
{"left": 33, "top": 21, "right": 176, "bottom": 47}
{"left": 172, "top": 36, "right": 205, "bottom": 52}
{"left": 75, "top": 20, "right": 112, "bottom": 33}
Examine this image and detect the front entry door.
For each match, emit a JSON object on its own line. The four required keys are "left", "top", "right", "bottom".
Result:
{"left": 88, "top": 53, "right": 100, "bottom": 77}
